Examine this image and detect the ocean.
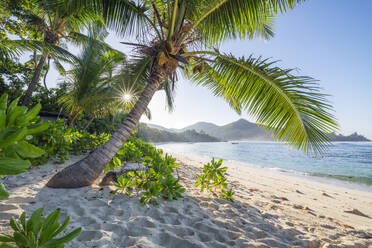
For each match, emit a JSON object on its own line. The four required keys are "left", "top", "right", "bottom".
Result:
{"left": 157, "top": 142, "right": 372, "bottom": 189}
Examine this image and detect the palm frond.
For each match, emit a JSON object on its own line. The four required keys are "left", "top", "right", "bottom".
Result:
{"left": 61, "top": 0, "right": 151, "bottom": 39}
{"left": 160, "top": 79, "right": 176, "bottom": 112}
{"left": 0, "top": 40, "right": 39, "bottom": 60}
{"left": 53, "top": 59, "right": 67, "bottom": 75}
{"left": 185, "top": 0, "right": 306, "bottom": 45}
{"left": 59, "top": 27, "right": 127, "bottom": 120}
{"left": 188, "top": 52, "right": 338, "bottom": 155}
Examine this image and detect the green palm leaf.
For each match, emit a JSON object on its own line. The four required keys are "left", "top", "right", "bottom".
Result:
{"left": 185, "top": 0, "right": 306, "bottom": 45}
{"left": 62, "top": 0, "right": 150, "bottom": 38}
{"left": 189, "top": 52, "right": 338, "bottom": 155}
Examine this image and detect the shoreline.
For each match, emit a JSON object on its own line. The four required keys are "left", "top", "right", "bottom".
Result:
{"left": 155, "top": 142, "right": 372, "bottom": 191}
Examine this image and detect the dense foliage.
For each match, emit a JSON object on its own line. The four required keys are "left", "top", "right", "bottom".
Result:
{"left": 0, "top": 93, "right": 48, "bottom": 199}
{"left": 109, "top": 137, "right": 185, "bottom": 206}
{"left": 0, "top": 208, "right": 81, "bottom": 248}
{"left": 29, "top": 119, "right": 111, "bottom": 164}
{"left": 195, "top": 158, "right": 235, "bottom": 202}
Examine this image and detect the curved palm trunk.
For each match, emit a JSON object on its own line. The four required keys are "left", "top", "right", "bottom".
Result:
{"left": 83, "top": 116, "right": 95, "bottom": 131}
{"left": 22, "top": 54, "right": 47, "bottom": 106}
{"left": 43, "top": 57, "right": 50, "bottom": 90}
{"left": 47, "top": 67, "right": 165, "bottom": 188}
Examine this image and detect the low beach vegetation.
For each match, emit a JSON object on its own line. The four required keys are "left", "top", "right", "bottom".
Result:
{"left": 195, "top": 158, "right": 235, "bottom": 202}
{"left": 109, "top": 137, "right": 185, "bottom": 206}
{"left": 0, "top": 93, "right": 48, "bottom": 199}
{"left": 0, "top": 208, "right": 81, "bottom": 248}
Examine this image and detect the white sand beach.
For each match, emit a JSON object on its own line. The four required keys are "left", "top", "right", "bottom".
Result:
{"left": 0, "top": 154, "right": 371, "bottom": 248}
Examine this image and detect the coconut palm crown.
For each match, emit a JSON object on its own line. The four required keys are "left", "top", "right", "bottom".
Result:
{"left": 4, "top": 0, "right": 100, "bottom": 106}
{"left": 47, "top": 0, "right": 338, "bottom": 188}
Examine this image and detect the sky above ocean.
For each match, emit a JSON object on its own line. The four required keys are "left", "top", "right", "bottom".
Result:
{"left": 43, "top": 0, "right": 372, "bottom": 139}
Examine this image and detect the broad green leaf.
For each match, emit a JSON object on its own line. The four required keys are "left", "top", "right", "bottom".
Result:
{"left": 27, "top": 208, "right": 44, "bottom": 235}
{"left": 0, "top": 110, "right": 6, "bottom": 132}
{"left": 0, "top": 128, "right": 27, "bottom": 149}
{"left": 0, "top": 243, "right": 18, "bottom": 248}
{"left": 3, "top": 145, "right": 20, "bottom": 159}
{"left": 0, "top": 234, "right": 14, "bottom": 242}
{"left": 13, "top": 232, "right": 30, "bottom": 247}
{"left": 0, "top": 158, "right": 31, "bottom": 175}
{"left": 40, "top": 210, "right": 60, "bottom": 243}
{"left": 6, "top": 98, "right": 20, "bottom": 116}
{"left": 7, "top": 106, "right": 27, "bottom": 127}
{"left": 26, "top": 123, "right": 49, "bottom": 135}
{"left": 43, "top": 227, "right": 82, "bottom": 248}
{"left": 0, "top": 182, "right": 9, "bottom": 200}
{"left": 9, "top": 217, "right": 21, "bottom": 232}
{"left": 14, "top": 141, "right": 45, "bottom": 158}
{"left": 50, "top": 216, "right": 70, "bottom": 240}
{"left": 20, "top": 212, "right": 26, "bottom": 231}
{"left": 16, "top": 103, "right": 42, "bottom": 126}
{"left": 0, "top": 94, "right": 8, "bottom": 111}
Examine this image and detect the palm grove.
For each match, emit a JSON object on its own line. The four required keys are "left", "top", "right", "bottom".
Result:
{"left": 1, "top": 0, "right": 338, "bottom": 189}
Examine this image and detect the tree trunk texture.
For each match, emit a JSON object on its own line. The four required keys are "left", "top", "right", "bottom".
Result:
{"left": 83, "top": 116, "right": 95, "bottom": 131}
{"left": 22, "top": 54, "right": 47, "bottom": 106}
{"left": 47, "top": 67, "right": 165, "bottom": 188}
{"left": 43, "top": 57, "right": 50, "bottom": 90}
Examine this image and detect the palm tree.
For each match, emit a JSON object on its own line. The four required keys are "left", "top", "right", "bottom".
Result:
{"left": 9, "top": 0, "right": 98, "bottom": 106}
{"left": 47, "top": 0, "right": 338, "bottom": 188}
{"left": 59, "top": 25, "right": 124, "bottom": 126}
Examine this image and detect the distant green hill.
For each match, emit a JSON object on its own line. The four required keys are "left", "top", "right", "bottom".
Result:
{"left": 144, "top": 119, "right": 371, "bottom": 142}
{"left": 177, "top": 119, "right": 273, "bottom": 141}
{"left": 136, "top": 123, "right": 220, "bottom": 143}
{"left": 330, "top": 132, "right": 370, "bottom": 142}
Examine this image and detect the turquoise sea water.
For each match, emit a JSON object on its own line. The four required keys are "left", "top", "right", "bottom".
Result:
{"left": 157, "top": 142, "right": 372, "bottom": 187}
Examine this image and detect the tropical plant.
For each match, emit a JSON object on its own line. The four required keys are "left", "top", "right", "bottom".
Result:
{"left": 113, "top": 175, "right": 135, "bottom": 196}
{"left": 67, "top": 131, "right": 111, "bottom": 155}
{"left": 221, "top": 188, "right": 235, "bottom": 202}
{"left": 160, "top": 175, "right": 185, "bottom": 201}
{"left": 0, "top": 93, "right": 48, "bottom": 199}
{"left": 58, "top": 24, "right": 128, "bottom": 126}
{"left": 47, "top": 0, "right": 338, "bottom": 188}
{"left": 30, "top": 120, "right": 71, "bottom": 164}
{"left": 0, "top": 208, "right": 81, "bottom": 248}
{"left": 30, "top": 119, "right": 111, "bottom": 164}
{"left": 2, "top": 0, "right": 101, "bottom": 106}
{"left": 109, "top": 137, "right": 185, "bottom": 205}
{"left": 195, "top": 158, "right": 234, "bottom": 202}
{"left": 140, "top": 182, "right": 162, "bottom": 206}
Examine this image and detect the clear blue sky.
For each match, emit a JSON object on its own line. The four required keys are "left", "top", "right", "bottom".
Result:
{"left": 47, "top": 0, "right": 372, "bottom": 139}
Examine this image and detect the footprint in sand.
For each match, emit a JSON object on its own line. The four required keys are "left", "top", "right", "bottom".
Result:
{"left": 172, "top": 226, "right": 195, "bottom": 237}
{"left": 128, "top": 216, "right": 157, "bottom": 228}
{"left": 77, "top": 230, "right": 103, "bottom": 241}
{"left": 158, "top": 232, "right": 200, "bottom": 248}
{"left": 0, "top": 204, "right": 18, "bottom": 211}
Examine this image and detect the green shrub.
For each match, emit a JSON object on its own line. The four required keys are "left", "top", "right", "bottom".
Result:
{"left": 113, "top": 175, "right": 135, "bottom": 196}
{"left": 160, "top": 175, "right": 185, "bottom": 201}
{"left": 0, "top": 93, "right": 48, "bottom": 199}
{"left": 195, "top": 158, "right": 234, "bottom": 202}
{"left": 110, "top": 137, "right": 185, "bottom": 206}
{"left": 0, "top": 208, "right": 81, "bottom": 248}
{"left": 140, "top": 182, "right": 162, "bottom": 206}
{"left": 30, "top": 120, "right": 110, "bottom": 164}
{"left": 66, "top": 131, "right": 110, "bottom": 155}
{"left": 30, "top": 120, "right": 71, "bottom": 164}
